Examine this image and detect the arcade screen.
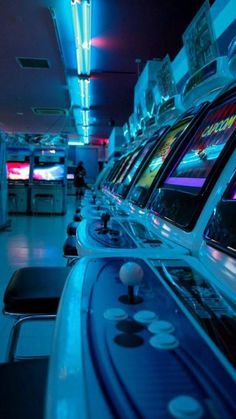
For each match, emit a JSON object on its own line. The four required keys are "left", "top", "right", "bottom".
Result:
{"left": 109, "top": 154, "right": 132, "bottom": 187}
{"left": 103, "top": 159, "right": 124, "bottom": 189}
{"left": 119, "top": 127, "right": 168, "bottom": 197}
{"left": 113, "top": 147, "right": 141, "bottom": 190}
{"left": 164, "top": 99, "right": 236, "bottom": 192}
{"left": 6, "top": 162, "right": 30, "bottom": 181}
{"left": 204, "top": 172, "right": 236, "bottom": 257}
{"left": 120, "top": 140, "right": 155, "bottom": 189}
{"left": 33, "top": 163, "right": 65, "bottom": 181}
{"left": 152, "top": 97, "right": 236, "bottom": 229}
{"left": 129, "top": 118, "right": 192, "bottom": 207}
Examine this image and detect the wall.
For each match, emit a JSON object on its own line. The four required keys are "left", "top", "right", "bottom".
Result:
{"left": 68, "top": 145, "right": 99, "bottom": 183}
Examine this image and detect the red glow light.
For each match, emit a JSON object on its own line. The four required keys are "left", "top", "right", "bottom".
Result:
{"left": 91, "top": 37, "right": 120, "bottom": 49}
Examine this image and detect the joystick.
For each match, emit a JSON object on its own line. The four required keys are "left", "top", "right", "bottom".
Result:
{"left": 95, "top": 212, "right": 111, "bottom": 234}
{"left": 101, "top": 212, "right": 110, "bottom": 231}
{"left": 119, "top": 262, "right": 144, "bottom": 304}
{"left": 92, "top": 194, "right": 96, "bottom": 204}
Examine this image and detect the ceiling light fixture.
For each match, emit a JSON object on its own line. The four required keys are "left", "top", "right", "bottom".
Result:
{"left": 71, "top": 0, "right": 92, "bottom": 144}
{"left": 68, "top": 140, "right": 84, "bottom": 146}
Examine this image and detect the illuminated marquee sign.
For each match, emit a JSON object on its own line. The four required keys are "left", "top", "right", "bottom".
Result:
{"left": 201, "top": 115, "right": 236, "bottom": 137}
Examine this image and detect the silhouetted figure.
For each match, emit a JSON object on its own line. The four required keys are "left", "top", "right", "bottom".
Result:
{"left": 74, "top": 161, "right": 90, "bottom": 198}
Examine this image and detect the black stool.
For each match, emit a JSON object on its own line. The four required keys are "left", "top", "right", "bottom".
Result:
{"left": 3, "top": 266, "right": 70, "bottom": 362}
{"left": 67, "top": 221, "right": 79, "bottom": 236}
{"left": 0, "top": 358, "right": 48, "bottom": 419}
{"left": 63, "top": 237, "right": 78, "bottom": 266}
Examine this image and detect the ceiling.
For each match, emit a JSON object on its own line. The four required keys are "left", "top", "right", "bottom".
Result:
{"left": 0, "top": 0, "right": 209, "bottom": 146}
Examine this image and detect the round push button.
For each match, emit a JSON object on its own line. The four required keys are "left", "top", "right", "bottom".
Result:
{"left": 168, "top": 395, "right": 204, "bottom": 418}
{"left": 149, "top": 333, "right": 179, "bottom": 350}
{"left": 148, "top": 320, "right": 174, "bottom": 334}
{"left": 104, "top": 308, "right": 128, "bottom": 321}
{"left": 134, "top": 310, "right": 157, "bottom": 324}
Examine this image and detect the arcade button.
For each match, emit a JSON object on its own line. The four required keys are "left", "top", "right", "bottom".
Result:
{"left": 133, "top": 310, "right": 157, "bottom": 324}
{"left": 148, "top": 320, "right": 174, "bottom": 334}
{"left": 168, "top": 395, "right": 204, "bottom": 418}
{"left": 104, "top": 308, "right": 128, "bottom": 321}
{"left": 114, "top": 333, "right": 144, "bottom": 348}
{"left": 149, "top": 333, "right": 179, "bottom": 350}
{"left": 116, "top": 319, "right": 144, "bottom": 333}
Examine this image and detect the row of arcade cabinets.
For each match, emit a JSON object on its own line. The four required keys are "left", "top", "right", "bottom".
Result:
{"left": 7, "top": 148, "right": 67, "bottom": 214}
{"left": 78, "top": 49, "right": 235, "bottom": 258}
{"left": 57, "top": 37, "right": 236, "bottom": 419}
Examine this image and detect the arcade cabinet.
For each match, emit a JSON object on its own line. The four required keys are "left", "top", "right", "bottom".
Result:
{"left": 30, "top": 148, "right": 67, "bottom": 214}
{"left": 7, "top": 147, "right": 31, "bottom": 213}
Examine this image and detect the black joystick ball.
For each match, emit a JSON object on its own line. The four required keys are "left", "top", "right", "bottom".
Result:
{"left": 101, "top": 212, "right": 110, "bottom": 231}
{"left": 119, "top": 262, "right": 143, "bottom": 304}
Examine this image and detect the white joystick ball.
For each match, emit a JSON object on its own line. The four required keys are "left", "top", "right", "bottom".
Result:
{"left": 119, "top": 262, "right": 144, "bottom": 286}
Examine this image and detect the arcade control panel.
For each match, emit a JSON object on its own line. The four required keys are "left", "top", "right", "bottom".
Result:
{"left": 80, "top": 257, "right": 236, "bottom": 419}
{"left": 86, "top": 214, "right": 173, "bottom": 250}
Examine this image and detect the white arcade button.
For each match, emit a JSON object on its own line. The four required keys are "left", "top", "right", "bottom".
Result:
{"left": 168, "top": 395, "right": 204, "bottom": 418}
{"left": 104, "top": 308, "right": 128, "bottom": 321}
{"left": 149, "top": 333, "right": 179, "bottom": 350}
{"left": 134, "top": 310, "right": 157, "bottom": 324}
{"left": 148, "top": 320, "right": 175, "bottom": 334}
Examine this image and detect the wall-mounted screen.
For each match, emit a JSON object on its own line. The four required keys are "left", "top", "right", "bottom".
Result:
{"left": 6, "top": 162, "right": 30, "bottom": 181}
{"left": 33, "top": 163, "right": 65, "bottom": 181}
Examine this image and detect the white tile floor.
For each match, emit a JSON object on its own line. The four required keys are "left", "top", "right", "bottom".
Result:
{"left": 0, "top": 196, "right": 76, "bottom": 362}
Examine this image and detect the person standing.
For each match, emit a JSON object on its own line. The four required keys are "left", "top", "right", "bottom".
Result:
{"left": 74, "top": 161, "right": 87, "bottom": 198}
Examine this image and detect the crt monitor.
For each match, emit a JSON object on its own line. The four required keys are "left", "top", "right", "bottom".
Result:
{"left": 151, "top": 95, "right": 236, "bottom": 230}
{"left": 107, "top": 153, "right": 132, "bottom": 191}
{"left": 6, "top": 161, "right": 30, "bottom": 181}
{"left": 32, "top": 163, "right": 65, "bottom": 181}
{"left": 128, "top": 117, "right": 193, "bottom": 208}
{"left": 204, "top": 171, "right": 236, "bottom": 258}
{"left": 112, "top": 146, "right": 142, "bottom": 194}
{"left": 117, "top": 126, "right": 168, "bottom": 199}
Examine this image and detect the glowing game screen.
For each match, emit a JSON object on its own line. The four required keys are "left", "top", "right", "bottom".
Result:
{"left": 110, "top": 154, "right": 132, "bottom": 186}
{"left": 115, "top": 147, "right": 141, "bottom": 185}
{"left": 151, "top": 96, "right": 236, "bottom": 230}
{"left": 129, "top": 118, "right": 191, "bottom": 206}
{"left": 165, "top": 99, "right": 236, "bottom": 192}
{"left": 204, "top": 172, "right": 236, "bottom": 257}
{"left": 33, "top": 163, "right": 65, "bottom": 181}
{"left": 6, "top": 162, "right": 30, "bottom": 181}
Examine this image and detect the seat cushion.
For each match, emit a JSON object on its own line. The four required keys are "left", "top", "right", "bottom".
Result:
{"left": 63, "top": 237, "right": 78, "bottom": 256}
{"left": 0, "top": 358, "right": 48, "bottom": 419}
{"left": 3, "top": 267, "right": 71, "bottom": 314}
